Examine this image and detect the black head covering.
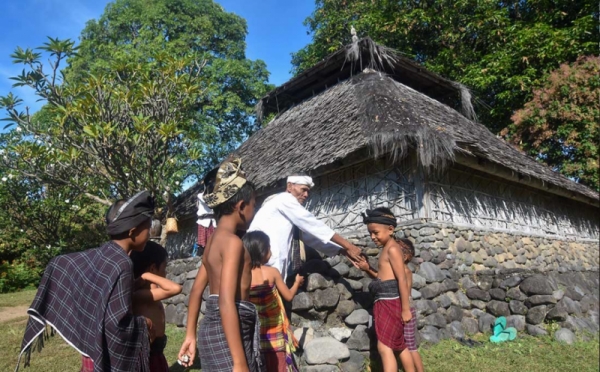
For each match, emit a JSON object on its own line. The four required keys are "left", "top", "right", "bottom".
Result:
{"left": 362, "top": 208, "right": 397, "bottom": 227}
{"left": 106, "top": 190, "right": 155, "bottom": 235}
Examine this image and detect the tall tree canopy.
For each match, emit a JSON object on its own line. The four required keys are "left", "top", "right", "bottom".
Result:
{"left": 292, "top": 0, "right": 597, "bottom": 135}
{"left": 69, "top": 0, "right": 272, "bottom": 171}
{"left": 504, "top": 56, "right": 599, "bottom": 191}
{"left": 0, "top": 0, "right": 271, "bottom": 205}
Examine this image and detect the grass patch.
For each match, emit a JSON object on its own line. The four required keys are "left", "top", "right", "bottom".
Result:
{"left": 0, "top": 291, "right": 597, "bottom": 372}
{"left": 364, "top": 335, "right": 599, "bottom": 372}
{"left": 0, "top": 289, "right": 37, "bottom": 308}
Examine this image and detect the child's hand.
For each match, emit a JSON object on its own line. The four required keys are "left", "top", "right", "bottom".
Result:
{"left": 352, "top": 259, "right": 370, "bottom": 272}
{"left": 402, "top": 309, "right": 412, "bottom": 324}
{"left": 178, "top": 336, "right": 196, "bottom": 367}
{"left": 145, "top": 317, "right": 156, "bottom": 343}
{"left": 295, "top": 274, "right": 305, "bottom": 286}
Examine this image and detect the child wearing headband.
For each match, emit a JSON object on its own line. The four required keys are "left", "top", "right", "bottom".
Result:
{"left": 354, "top": 207, "right": 415, "bottom": 372}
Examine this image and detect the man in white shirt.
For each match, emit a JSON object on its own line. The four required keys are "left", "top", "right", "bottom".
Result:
{"left": 248, "top": 175, "right": 364, "bottom": 281}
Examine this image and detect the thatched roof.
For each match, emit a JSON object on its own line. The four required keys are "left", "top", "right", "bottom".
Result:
{"left": 173, "top": 39, "right": 598, "bottom": 217}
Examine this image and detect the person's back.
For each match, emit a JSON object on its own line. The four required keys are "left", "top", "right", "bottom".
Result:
{"left": 203, "top": 228, "right": 252, "bottom": 301}
{"left": 130, "top": 241, "right": 182, "bottom": 372}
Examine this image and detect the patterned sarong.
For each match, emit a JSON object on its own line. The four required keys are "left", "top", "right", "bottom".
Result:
{"left": 404, "top": 307, "right": 418, "bottom": 351}
{"left": 368, "top": 279, "right": 406, "bottom": 352}
{"left": 198, "top": 296, "right": 264, "bottom": 372}
{"left": 249, "top": 284, "right": 298, "bottom": 372}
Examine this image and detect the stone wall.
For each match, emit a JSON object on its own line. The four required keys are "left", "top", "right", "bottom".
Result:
{"left": 164, "top": 222, "right": 599, "bottom": 371}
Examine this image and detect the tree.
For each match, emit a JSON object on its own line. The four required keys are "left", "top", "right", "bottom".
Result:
{"left": 292, "top": 0, "right": 598, "bottom": 134}
{"left": 68, "top": 0, "right": 272, "bottom": 170}
{"left": 0, "top": 0, "right": 271, "bottom": 204}
{"left": 503, "top": 56, "right": 599, "bottom": 191}
{"left": 0, "top": 153, "right": 106, "bottom": 292}
{"left": 0, "top": 40, "right": 208, "bottom": 206}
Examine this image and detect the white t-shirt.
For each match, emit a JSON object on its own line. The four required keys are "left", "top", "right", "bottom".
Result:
{"left": 248, "top": 192, "right": 341, "bottom": 279}
{"left": 196, "top": 193, "right": 216, "bottom": 228}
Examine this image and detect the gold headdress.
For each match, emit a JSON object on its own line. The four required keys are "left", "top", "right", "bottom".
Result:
{"left": 204, "top": 157, "right": 247, "bottom": 208}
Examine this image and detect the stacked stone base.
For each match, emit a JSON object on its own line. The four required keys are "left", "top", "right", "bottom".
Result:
{"left": 288, "top": 264, "right": 599, "bottom": 372}
{"left": 164, "top": 222, "right": 599, "bottom": 371}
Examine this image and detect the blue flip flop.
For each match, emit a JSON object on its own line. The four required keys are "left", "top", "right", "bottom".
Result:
{"left": 493, "top": 316, "right": 507, "bottom": 336}
{"left": 490, "top": 326, "right": 518, "bottom": 343}
{"left": 504, "top": 327, "right": 517, "bottom": 341}
{"left": 490, "top": 332, "right": 510, "bottom": 343}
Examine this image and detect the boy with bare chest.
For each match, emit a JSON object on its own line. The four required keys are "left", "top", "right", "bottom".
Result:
{"left": 180, "top": 157, "right": 262, "bottom": 372}
{"left": 354, "top": 208, "right": 414, "bottom": 372}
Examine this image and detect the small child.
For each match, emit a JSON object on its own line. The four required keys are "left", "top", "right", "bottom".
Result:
{"left": 244, "top": 231, "right": 304, "bottom": 372}
{"left": 397, "top": 238, "right": 424, "bottom": 372}
{"left": 130, "top": 241, "right": 182, "bottom": 372}
{"left": 355, "top": 207, "right": 414, "bottom": 372}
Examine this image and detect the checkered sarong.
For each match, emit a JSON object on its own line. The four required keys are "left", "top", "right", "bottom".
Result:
{"left": 369, "top": 279, "right": 406, "bottom": 352}
{"left": 198, "top": 296, "right": 264, "bottom": 372}
{"left": 404, "top": 307, "right": 418, "bottom": 351}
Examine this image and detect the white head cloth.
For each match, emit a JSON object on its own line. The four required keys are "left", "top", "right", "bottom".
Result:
{"left": 197, "top": 192, "right": 216, "bottom": 227}
{"left": 287, "top": 175, "right": 314, "bottom": 188}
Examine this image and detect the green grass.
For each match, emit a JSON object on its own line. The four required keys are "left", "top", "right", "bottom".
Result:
{"left": 1, "top": 290, "right": 598, "bottom": 371}
{"left": 0, "top": 289, "right": 37, "bottom": 308}
{"left": 0, "top": 316, "right": 196, "bottom": 372}
{"left": 417, "top": 334, "right": 599, "bottom": 372}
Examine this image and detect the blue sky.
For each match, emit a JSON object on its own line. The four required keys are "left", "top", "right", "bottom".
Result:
{"left": 0, "top": 0, "right": 315, "bottom": 115}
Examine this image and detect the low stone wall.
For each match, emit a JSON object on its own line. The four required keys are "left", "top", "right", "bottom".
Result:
{"left": 164, "top": 221, "right": 599, "bottom": 371}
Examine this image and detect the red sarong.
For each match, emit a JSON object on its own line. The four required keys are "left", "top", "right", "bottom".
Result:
{"left": 373, "top": 297, "right": 406, "bottom": 351}
{"left": 80, "top": 356, "right": 93, "bottom": 372}
{"left": 197, "top": 222, "right": 215, "bottom": 247}
{"left": 149, "top": 352, "right": 169, "bottom": 372}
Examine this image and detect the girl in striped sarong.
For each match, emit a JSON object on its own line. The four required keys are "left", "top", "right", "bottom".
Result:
{"left": 244, "top": 231, "right": 305, "bottom": 372}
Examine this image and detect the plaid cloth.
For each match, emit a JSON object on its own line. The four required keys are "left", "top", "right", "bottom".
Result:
{"left": 17, "top": 241, "right": 150, "bottom": 372}
{"left": 405, "top": 307, "right": 418, "bottom": 351}
{"left": 198, "top": 296, "right": 264, "bottom": 372}
{"left": 249, "top": 284, "right": 298, "bottom": 372}
{"left": 369, "top": 279, "right": 406, "bottom": 352}
{"left": 286, "top": 227, "right": 303, "bottom": 279}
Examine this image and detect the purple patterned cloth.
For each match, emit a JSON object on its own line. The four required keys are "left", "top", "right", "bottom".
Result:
{"left": 198, "top": 295, "right": 264, "bottom": 372}
{"left": 404, "top": 307, "right": 418, "bottom": 351}
{"left": 17, "top": 241, "right": 150, "bottom": 372}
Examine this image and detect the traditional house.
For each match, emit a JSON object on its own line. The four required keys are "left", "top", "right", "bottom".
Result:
{"left": 163, "top": 39, "right": 599, "bottom": 358}
{"left": 168, "top": 38, "right": 598, "bottom": 258}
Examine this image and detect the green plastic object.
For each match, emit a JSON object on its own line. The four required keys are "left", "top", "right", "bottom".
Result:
{"left": 493, "top": 316, "right": 507, "bottom": 336}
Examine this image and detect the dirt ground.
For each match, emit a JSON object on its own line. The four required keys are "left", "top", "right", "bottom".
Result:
{"left": 0, "top": 305, "right": 28, "bottom": 322}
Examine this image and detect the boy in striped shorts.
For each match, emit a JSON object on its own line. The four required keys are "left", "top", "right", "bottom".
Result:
{"left": 398, "top": 238, "right": 424, "bottom": 372}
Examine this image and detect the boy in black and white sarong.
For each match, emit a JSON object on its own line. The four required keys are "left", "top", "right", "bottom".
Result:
{"left": 178, "top": 157, "right": 264, "bottom": 372}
